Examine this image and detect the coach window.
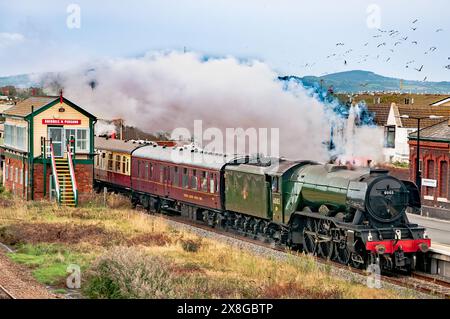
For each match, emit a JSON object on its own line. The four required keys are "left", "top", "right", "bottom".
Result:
{"left": 107, "top": 153, "right": 113, "bottom": 171}
{"left": 145, "top": 162, "right": 149, "bottom": 180}
{"left": 182, "top": 168, "right": 188, "bottom": 188}
{"left": 191, "top": 169, "right": 198, "bottom": 190}
{"left": 210, "top": 174, "right": 215, "bottom": 194}
{"left": 122, "top": 156, "right": 127, "bottom": 174}
{"left": 101, "top": 152, "right": 106, "bottom": 169}
{"left": 115, "top": 155, "right": 121, "bottom": 172}
{"left": 201, "top": 171, "right": 208, "bottom": 192}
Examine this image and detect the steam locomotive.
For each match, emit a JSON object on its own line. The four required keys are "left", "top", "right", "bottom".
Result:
{"left": 94, "top": 136, "right": 430, "bottom": 273}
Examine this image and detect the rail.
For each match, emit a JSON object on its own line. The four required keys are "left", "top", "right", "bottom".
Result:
{"left": 0, "top": 284, "right": 16, "bottom": 299}
{"left": 50, "top": 143, "right": 61, "bottom": 204}
{"left": 67, "top": 143, "right": 78, "bottom": 206}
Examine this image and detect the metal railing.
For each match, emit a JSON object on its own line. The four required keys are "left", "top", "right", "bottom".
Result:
{"left": 66, "top": 142, "right": 78, "bottom": 206}
{"left": 49, "top": 143, "right": 61, "bottom": 204}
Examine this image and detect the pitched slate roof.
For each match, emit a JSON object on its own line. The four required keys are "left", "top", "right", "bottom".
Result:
{"left": 366, "top": 103, "right": 391, "bottom": 125}
{"left": 2, "top": 96, "right": 58, "bottom": 117}
{"left": 2, "top": 96, "right": 96, "bottom": 120}
{"left": 409, "top": 120, "right": 450, "bottom": 143}
{"left": 397, "top": 105, "right": 450, "bottom": 128}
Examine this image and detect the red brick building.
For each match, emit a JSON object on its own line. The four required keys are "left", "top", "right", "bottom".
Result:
{"left": 1, "top": 96, "right": 96, "bottom": 206}
{"left": 409, "top": 120, "right": 450, "bottom": 213}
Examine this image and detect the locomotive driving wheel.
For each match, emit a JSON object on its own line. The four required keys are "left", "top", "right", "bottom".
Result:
{"left": 334, "top": 241, "right": 350, "bottom": 265}
{"left": 317, "top": 220, "right": 333, "bottom": 260}
{"left": 303, "top": 218, "right": 318, "bottom": 255}
{"left": 349, "top": 240, "right": 367, "bottom": 269}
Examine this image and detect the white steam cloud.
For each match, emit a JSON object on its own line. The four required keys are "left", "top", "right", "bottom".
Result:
{"left": 42, "top": 51, "right": 382, "bottom": 163}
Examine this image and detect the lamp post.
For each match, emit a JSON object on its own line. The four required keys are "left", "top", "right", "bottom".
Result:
{"left": 398, "top": 115, "right": 444, "bottom": 195}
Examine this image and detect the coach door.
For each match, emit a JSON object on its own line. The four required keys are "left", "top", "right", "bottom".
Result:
{"left": 163, "top": 166, "right": 170, "bottom": 196}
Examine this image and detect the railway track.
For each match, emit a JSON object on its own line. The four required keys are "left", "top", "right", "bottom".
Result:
{"left": 0, "top": 243, "right": 16, "bottom": 299}
{"left": 156, "top": 211, "right": 450, "bottom": 298}
{"left": 0, "top": 284, "right": 16, "bottom": 299}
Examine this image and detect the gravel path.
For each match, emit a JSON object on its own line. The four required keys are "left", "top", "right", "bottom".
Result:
{"left": 0, "top": 250, "right": 56, "bottom": 299}
{"left": 163, "top": 217, "right": 434, "bottom": 299}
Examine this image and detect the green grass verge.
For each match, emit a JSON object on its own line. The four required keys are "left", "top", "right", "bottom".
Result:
{"left": 7, "top": 243, "right": 93, "bottom": 286}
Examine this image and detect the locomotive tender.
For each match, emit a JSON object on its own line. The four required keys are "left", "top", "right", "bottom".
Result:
{"left": 94, "top": 136, "right": 431, "bottom": 272}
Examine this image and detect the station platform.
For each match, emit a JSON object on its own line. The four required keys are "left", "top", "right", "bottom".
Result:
{"left": 428, "top": 243, "right": 450, "bottom": 278}
{"left": 407, "top": 213, "right": 450, "bottom": 245}
{"left": 406, "top": 214, "right": 450, "bottom": 277}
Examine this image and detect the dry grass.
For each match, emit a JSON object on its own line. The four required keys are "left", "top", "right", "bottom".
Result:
{"left": 0, "top": 193, "right": 420, "bottom": 299}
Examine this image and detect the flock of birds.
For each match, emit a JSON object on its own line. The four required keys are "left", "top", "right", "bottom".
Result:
{"left": 302, "top": 19, "right": 450, "bottom": 83}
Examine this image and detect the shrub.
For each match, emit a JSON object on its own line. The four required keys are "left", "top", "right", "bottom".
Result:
{"left": 84, "top": 247, "right": 178, "bottom": 299}
{"left": 180, "top": 237, "right": 202, "bottom": 253}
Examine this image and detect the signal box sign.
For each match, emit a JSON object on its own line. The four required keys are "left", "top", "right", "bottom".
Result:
{"left": 42, "top": 119, "right": 81, "bottom": 125}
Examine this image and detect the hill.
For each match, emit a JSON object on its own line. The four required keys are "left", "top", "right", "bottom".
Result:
{"left": 285, "top": 70, "right": 450, "bottom": 94}
{"left": 0, "top": 74, "right": 38, "bottom": 88}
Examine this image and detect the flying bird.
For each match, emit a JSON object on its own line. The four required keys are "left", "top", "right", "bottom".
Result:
{"left": 429, "top": 46, "right": 437, "bottom": 52}
{"left": 406, "top": 60, "right": 415, "bottom": 64}
{"left": 401, "top": 36, "right": 409, "bottom": 41}
{"left": 394, "top": 41, "right": 401, "bottom": 46}
{"left": 411, "top": 27, "right": 417, "bottom": 31}
{"left": 344, "top": 60, "right": 347, "bottom": 65}
{"left": 336, "top": 43, "right": 345, "bottom": 46}
{"left": 445, "top": 65, "right": 450, "bottom": 70}
{"left": 377, "top": 42, "right": 386, "bottom": 47}
{"left": 412, "top": 19, "right": 418, "bottom": 23}
{"left": 436, "top": 28, "right": 444, "bottom": 32}
{"left": 415, "top": 65, "right": 424, "bottom": 72}
{"left": 390, "top": 49, "right": 394, "bottom": 53}
{"left": 364, "top": 42, "right": 369, "bottom": 46}
{"left": 373, "top": 34, "right": 382, "bottom": 38}
{"left": 423, "top": 76, "right": 427, "bottom": 82}
{"left": 386, "top": 57, "right": 391, "bottom": 62}
{"left": 412, "top": 41, "right": 418, "bottom": 45}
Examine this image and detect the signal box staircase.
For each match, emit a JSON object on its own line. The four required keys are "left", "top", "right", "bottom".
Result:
{"left": 48, "top": 142, "right": 79, "bottom": 207}
{"left": 54, "top": 158, "right": 76, "bottom": 207}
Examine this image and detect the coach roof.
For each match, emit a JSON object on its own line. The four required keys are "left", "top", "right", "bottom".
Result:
{"left": 132, "top": 144, "right": 242, "bottom": 170}
{"left": 95, "top": 136, "right": 143, "bottom": 154}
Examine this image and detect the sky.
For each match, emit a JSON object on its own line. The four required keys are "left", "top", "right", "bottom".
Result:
{"left": 1, "top": 0, "right": 450, "bottom": 81}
